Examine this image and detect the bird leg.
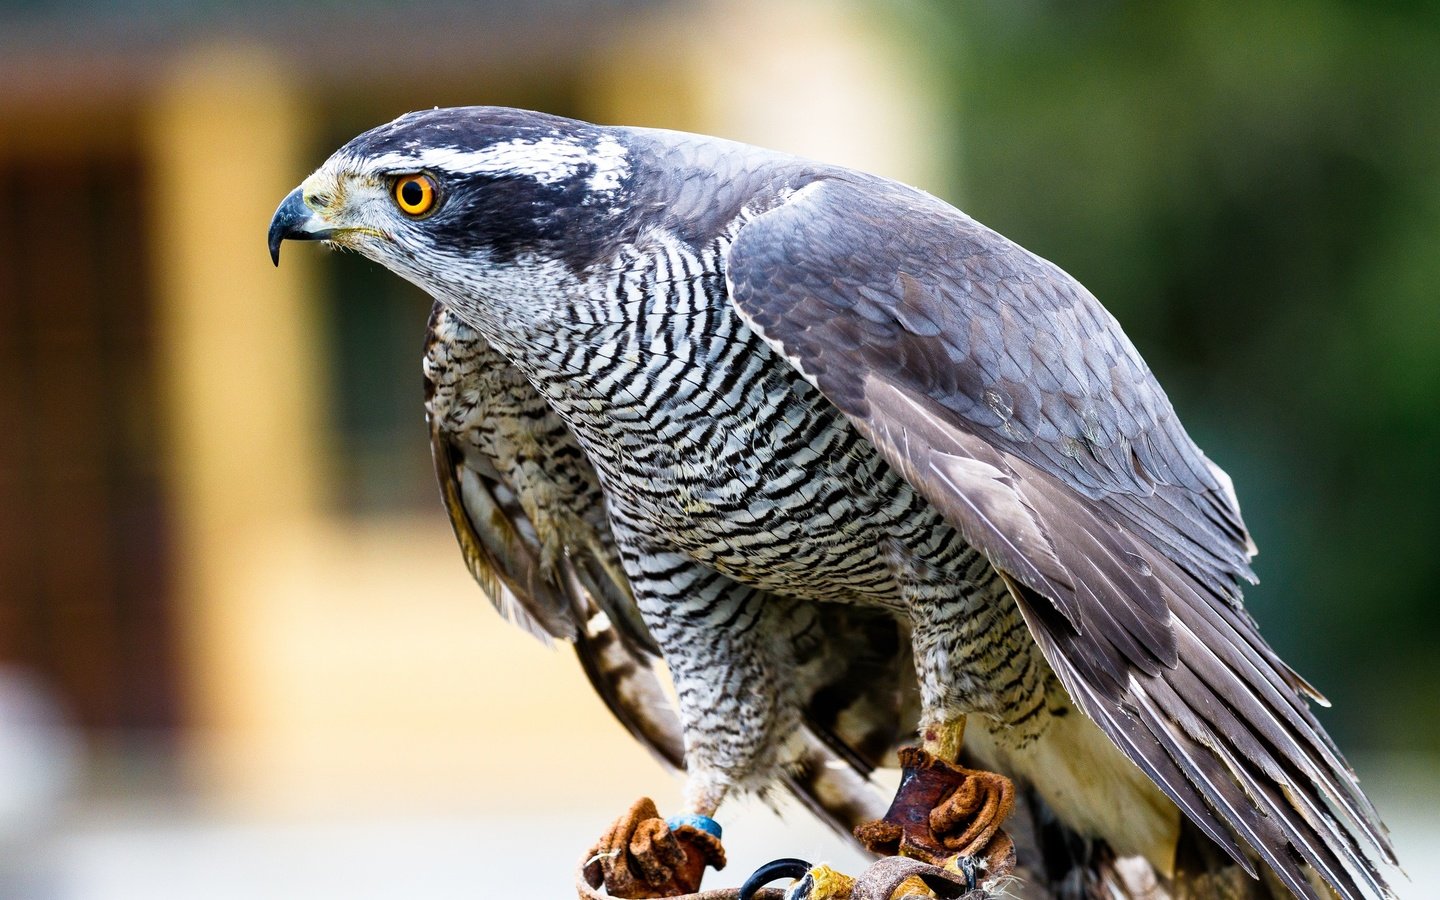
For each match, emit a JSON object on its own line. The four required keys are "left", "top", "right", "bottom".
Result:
{"left": 855, "top": 717, "right": 1016, "bottom": 880}
{"left": 590, "top": 535, "right": 803, "bottom": 897}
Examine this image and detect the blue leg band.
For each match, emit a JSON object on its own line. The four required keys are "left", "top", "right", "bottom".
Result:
{"left": 666, "top": 813, "right": 723, "bottom": 840}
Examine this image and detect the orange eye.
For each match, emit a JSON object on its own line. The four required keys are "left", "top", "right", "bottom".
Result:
{"left": 393, "top": 174, "right": 437, "bottom": 216}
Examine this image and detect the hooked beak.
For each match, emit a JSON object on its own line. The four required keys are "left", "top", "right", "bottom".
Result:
{"left": 267, "top": 187, "right": 333, "bottom": 266}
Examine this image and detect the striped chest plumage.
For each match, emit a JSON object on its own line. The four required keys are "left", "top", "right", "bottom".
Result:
{"left": 464, "top": 230, "right": 1057, "bottom": 737}
{"left": 501, "top": 233, "right": 930, "bottom": 599}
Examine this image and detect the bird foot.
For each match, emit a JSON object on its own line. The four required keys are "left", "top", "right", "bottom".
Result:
{"left": 581, "top": 797, "right": 726, "bottom": 899}
{"left": 853, "top": 747, "right": 1016, "bottom": 879}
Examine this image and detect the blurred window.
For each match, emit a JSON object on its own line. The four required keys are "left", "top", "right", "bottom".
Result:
{"left": 0, "top": 150, "right": 179, "bottom": 732}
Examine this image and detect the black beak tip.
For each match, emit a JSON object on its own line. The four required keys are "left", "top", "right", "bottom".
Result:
{"left": 740, "top": 858, "right": 812, "bottom": 900}
{"left": 268, "top": 186, "right": 319, "bottom": 268}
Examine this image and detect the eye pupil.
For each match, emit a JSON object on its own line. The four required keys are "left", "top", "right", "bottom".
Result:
{"left": 401, "top": 179, "right": 424, "bottom": 207}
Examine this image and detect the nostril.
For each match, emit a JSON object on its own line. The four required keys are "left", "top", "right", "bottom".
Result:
{"left": 304, "top": 193, "right": 330, "bottom": 209}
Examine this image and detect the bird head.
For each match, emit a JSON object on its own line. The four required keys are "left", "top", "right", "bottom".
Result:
{"left": 268, "top": 106, "right": 635, "bottom": 305}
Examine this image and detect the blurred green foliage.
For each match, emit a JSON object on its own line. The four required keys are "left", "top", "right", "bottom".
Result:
{"left": 905, "top": 0, "right": 1440, "bottom": 752}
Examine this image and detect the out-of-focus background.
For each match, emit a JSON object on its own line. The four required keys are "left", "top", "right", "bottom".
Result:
{"left": 0, "top": 1, "right": 1436, "bottom": 897}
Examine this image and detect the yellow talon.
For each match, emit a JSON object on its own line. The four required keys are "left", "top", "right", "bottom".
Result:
{"left": 889, "top": 873, "right": 938, "bottom": 898}
{"left": 804, "top": 864, "right": 857, "bottom": 899}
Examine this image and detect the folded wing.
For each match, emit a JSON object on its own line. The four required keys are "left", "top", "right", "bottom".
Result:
{"left": 724, "top": 176, "right": 1396, "bottom": 900}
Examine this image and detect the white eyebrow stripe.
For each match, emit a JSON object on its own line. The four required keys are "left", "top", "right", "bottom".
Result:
{"left": 371, "top": 137, "right": 589, "bottom": 184}
{"left": 358, "top": 134, "right": 633, "bottom": 195}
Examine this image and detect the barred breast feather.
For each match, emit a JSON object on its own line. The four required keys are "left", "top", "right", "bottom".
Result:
{"left": 423, "top": 303, "right": 899, "bottom": 835}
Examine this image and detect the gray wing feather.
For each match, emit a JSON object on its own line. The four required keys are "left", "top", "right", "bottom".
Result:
{"left": 724, "top": 176, "right": 1395, "bottom": 900}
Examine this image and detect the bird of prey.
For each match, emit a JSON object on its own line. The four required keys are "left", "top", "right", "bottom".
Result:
{"left": 269, "top": 107, "right": 1397, "bottom": 900}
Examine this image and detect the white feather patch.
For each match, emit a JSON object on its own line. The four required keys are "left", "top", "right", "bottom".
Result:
{"left": 587, "top": 134, "right": 631, "bottom": 193}
{"left": 365, "top": 135, "right": 629, "bottom": 194}
{"left": 368, "top": 137, "right": 586, "bottom": 183}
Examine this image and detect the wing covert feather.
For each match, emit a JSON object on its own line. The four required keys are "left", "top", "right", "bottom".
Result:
{"left": 724, "top": 177, "right": 1396, "bottom": 900}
